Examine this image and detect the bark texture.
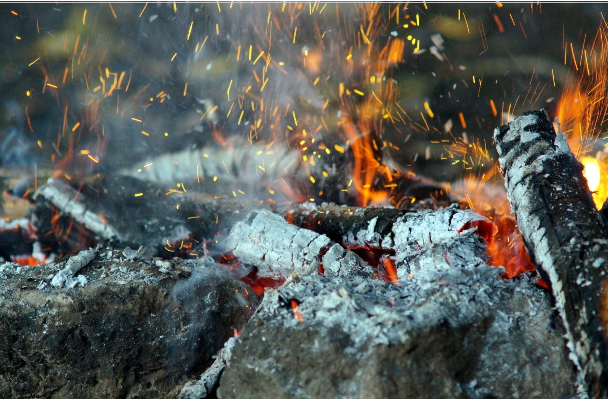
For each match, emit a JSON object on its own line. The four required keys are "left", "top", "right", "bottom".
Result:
{"left": 494, "top": 109, "right": 608, "bottom": 398}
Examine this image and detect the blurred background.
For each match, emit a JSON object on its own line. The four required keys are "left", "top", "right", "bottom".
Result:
{"left": 1, "top": 2, "right": 607, "bottom": 216}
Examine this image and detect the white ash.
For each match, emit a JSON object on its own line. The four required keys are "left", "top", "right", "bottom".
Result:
{"left": 178, "top": 336, "right": 239, "bottom": 399}
{"left": 33, "top": 178, "right": 120, "bottom": 241}
{"left": 50, "top": 246, "right": 98, "bottom": 288}
{"left": 396, "top": 229, "right": 490, "bottom": 280}
{"left": 225, "top": 210, "right": 370, "bottom": 279}
{"left": 251, "top": 264, "right": 507, "bottom": 350}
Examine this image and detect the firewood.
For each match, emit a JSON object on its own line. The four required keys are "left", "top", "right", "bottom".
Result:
{"left": 494, "top": 109, "right": 608, "bottom": 398}
{"left": 32, "top": 176, "right": 264, "bottom": 256}
{"left": 224, "top": 209, "right": 371, "bottom": 280}
{"left": 289, "top": 203, "right": 496, "bottom": 254}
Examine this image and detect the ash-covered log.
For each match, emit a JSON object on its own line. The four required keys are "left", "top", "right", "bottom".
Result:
{"left": 494, "top": 109, "right": 608, "bottom": 398}
{"left": 224, "top": 209, "right": 372, "bottom": 280}
{"left": 289, "top": 203, "right": 496, "bottom": 253}
{"left": 217, "top": 258, "right": 576, "bottom": 398}
{"left": 0, "top": 252, "right": 258, "bottom": 398}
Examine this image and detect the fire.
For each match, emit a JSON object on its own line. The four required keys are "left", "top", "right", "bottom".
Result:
{"left": 582, "top": 156, "right": 601, "bottom": 193}
{"left": 555, "top": 20, "right": 608, "bottom": 209}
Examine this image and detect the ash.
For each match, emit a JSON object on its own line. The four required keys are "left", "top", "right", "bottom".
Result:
{"left": 219, "top": 260, "right": 576, "bottom": 398}
{"left": 258, "top": 265, "right": 506, "bottom": 349}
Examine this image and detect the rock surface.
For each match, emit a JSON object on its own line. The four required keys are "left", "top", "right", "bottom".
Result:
{"left": 0, "top": 251, "right": 258, "bottom": 399}
{"left": 218, "top": 266, "right": 576, "bottom": 399}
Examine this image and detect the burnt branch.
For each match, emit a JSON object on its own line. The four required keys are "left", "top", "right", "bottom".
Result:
{"left": 494, "top": 109, "right": 608, "bottom": 398}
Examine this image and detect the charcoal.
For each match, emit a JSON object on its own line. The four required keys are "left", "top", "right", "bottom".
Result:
{"left": 0, "top": 253, "right": 258, "bottom": 399}
{"left": 217, "top": 267, "right": 575, "bottom": 399}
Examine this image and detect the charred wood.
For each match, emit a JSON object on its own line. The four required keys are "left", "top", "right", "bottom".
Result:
{"left": 494, "top": 109, "right": 608, "bottom": 398}
{"left": 32, "top": 176, "right": 271, "bottom": 257}
{"left": 224, "top": 209, "right": 371, "bottom": 280}
{"left": 289, "top": 203, "right": 496, "bottom": 255}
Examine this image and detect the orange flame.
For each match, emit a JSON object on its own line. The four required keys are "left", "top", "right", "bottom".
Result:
{"left": 342, "top": 121, "right": 391, "bottom": 206}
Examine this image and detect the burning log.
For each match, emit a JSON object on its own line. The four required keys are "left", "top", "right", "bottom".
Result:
{"left": 396, "top": 229, "right": 489, "bottom": 279}
{"left": 224, "top": 210, "right": 371, "bottom": 280}
{"left": 31, "top": 175, "right": 266, "bottom": 256}
{"left": 289, "top": 203, "right": 496, "bottom": 253}
{"left": 494, "top": 109, "right": 608, "bottom": 398}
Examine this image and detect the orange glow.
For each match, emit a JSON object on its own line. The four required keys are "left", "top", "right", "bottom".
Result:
{"left": 291, "top": 300, "right": 304, "bottom": 322}
{"left": 304, "top": 48, "right": 323, "bottom": 75}
{"left": 482, "top": 209, "right": 535, "bottom": 279}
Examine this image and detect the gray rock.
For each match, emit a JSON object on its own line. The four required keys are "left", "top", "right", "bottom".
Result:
{"left": 0, "top": 253, "right": 258, "bottom": 399}
{"left": 218, "top": 267, "right": 576, "bottom": 399}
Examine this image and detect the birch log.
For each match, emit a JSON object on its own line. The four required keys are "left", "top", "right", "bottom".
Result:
{"left": 494, "top": 109, "right": 608, "bottom": 398}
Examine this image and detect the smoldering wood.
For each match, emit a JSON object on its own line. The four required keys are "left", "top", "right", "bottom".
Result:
{"left": 32, "top": 175, "right": 273, "bottom": 257}
{"left": 224, "top": 210, "right": 372, "bottom": 279}
{"left": 0, "top": 218, "right": 38, "bottom": 262}
{"left": 494, "top": 109, "right": 608, "bottom": 398}
{"left": 116, "top": 133, "right": 454, "bottom": 208}
{"left": 289, "top": 203, "right": 496, "bottom": 253}
{"left": 178, "top": 336, "right": 238, "bottom": 399}
{"left": 217, "top": 258, "right": 576, "bottom": 398}
{"left": 396, "top": 229, "right": 490, "bottom": 279}
{"left": 0, "top": 251, "right": 258, "bottom": 399}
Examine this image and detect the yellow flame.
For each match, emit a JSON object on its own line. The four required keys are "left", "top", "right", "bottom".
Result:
{"left": 582, "top": 156, "right": 601, "bottom": 192}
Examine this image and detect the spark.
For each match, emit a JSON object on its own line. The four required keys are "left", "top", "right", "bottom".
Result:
{"left": 138, "top": 3, "right": 148, "bottom": 18}
{"left": 134, "top": 193, "right": 144, "bottom": 197}
{"left": 28, "top": 58, "right": 40, "bottom": 67}
{"left": 72, "top": 122, "right": 80, "bottom": 132}
{"left": 253, "top": 50, "right": 264, "bottom": 65}
{"left": 187, "top": 21, "right": 193, "bottom": 40}
{"left": 424, "top": 102, "right": 434, "bottom": 118}
{"left": 458, "top": 112, "right": 467, "bottom": 129}
{"left": 108, "top": 3, "right": 117, "bottom": 19}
